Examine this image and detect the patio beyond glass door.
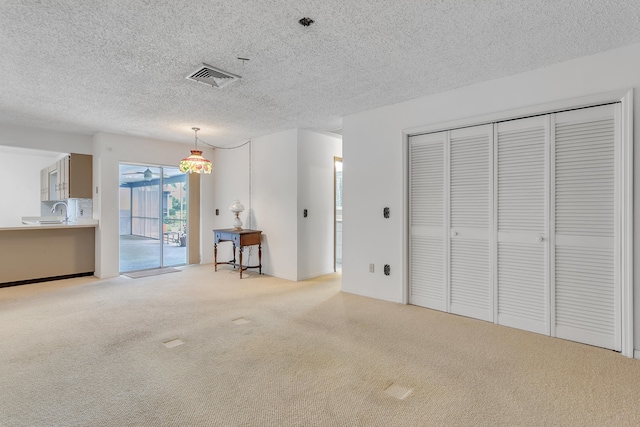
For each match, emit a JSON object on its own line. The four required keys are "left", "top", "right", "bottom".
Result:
{"left": 119, "top": 164, "right": 187, "bottom": 273}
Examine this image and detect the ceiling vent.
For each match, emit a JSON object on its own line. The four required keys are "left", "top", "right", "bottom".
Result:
{"left": 186, "top": 63, "right": 241, "bottom": 88}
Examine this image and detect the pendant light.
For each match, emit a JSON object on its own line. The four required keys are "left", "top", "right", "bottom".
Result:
{"left": 179, "top": 127, "right": 212, "bottom": 174}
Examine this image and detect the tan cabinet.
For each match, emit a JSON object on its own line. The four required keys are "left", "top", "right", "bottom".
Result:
{"left": 40, "top": 167, "right": 49, "bottom": 201}
{"left": 40, "top": 154, "right": 92, "bottom": 201}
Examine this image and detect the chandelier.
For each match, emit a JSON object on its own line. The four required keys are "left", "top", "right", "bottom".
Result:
{"left": 179, "top": 127, "right": 212, "bottom": 174}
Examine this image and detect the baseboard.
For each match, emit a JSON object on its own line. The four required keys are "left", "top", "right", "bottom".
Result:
{"left": 340, "top": 288, "right": 402, "bottom": 304}
{"left": 0, "top": 272, "right": 95, "bottom": 288}
{"left": 634, "top": 349, "right": 640, "bottom": 360}
{"left": 297, "top": 269, "right": 336, "bottom": 281}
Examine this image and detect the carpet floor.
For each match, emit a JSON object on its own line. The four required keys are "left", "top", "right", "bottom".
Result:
{"left": 1, "top": 265, "right": 640, "bottom": 426}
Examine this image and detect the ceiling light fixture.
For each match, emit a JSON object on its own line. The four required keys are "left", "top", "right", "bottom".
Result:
{"left": 179, "top": 127, "right": 212, "bottom": 174}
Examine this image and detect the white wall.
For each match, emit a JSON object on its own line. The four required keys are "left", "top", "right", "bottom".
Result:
{"left": 212, "top": 129, "right": 299, "bottom": 280}
{"left": 252, "top": 130, "right": 298, "bottom": 280}
{"left": 211, "top": 128, "right": 341, "bottom": 281}
{"left": 342, "top": 42, "right": 640, "bottom": 349}
{"left": 92, "top": 132, "right": 215, "bottom": 278}
{"left": 297, "top": 129, "right": 342, "bottom": 280}
{"left": 200, "top": 156, "right": 216, "bottom": 266}
{"left": 0, "top": 148, "right": 59, "bottom": 224}
{"left": 210, "top": 138, "right": 251, "bottom": 264}
{"left": 0, "top": 124, "right": 93, "bottom": 154}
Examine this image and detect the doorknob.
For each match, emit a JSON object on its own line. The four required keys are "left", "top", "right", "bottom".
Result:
{"left": 537, "top": 236, "right": 543, "bottom": 242}
{"left": 451, "top": 231, "right": 458, "bottom": 237}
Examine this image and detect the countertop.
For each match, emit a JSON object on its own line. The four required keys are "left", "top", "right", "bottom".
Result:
{"left": 0, "top": 219, "right": 99, "bottom": 231}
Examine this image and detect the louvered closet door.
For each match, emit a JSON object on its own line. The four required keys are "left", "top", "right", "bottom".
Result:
{"left": 409, "top": 132, "right": 447, "bottom": 311}
{"left": 449, "top": 125, "right": 493, "bottom": 321}
{"left": 496, "top": 117, "right": 548, "bottom": 334}
{"left": 553, "top": 104, "right": 619, "bottom": 351}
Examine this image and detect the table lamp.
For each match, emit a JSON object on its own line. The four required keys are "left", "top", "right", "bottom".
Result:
{"left": 229, "top": 200, "right": 245, "bottom": 230}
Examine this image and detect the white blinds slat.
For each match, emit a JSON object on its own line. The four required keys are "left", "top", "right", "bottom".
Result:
{"left": 410, "top": 236, "right": 445, "bottom": 310}
{"left": 497, "top": 124, "right": 546, "bottom": 233}
{"left": 450, "top": 239, "right": 492, "bottom": 321}
{"left": 450, "top": 130, "right": 490, "bottom": 229}
{"left": 410, "top": 137, "right": 444, "bottom": 228}
{"left": 555, "top": 116, "right": 615, "bottom": 237}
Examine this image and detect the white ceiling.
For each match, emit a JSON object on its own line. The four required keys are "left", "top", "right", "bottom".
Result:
{"left": 1, "top": 1, "right": 639, "bottom": 146}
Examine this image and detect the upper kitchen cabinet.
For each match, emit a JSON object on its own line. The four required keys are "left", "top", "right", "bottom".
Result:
{"left": 42, "top": 154, "right": 93, "bottom": 200}
{"left": 40, "top": 167, "right": 49, "bottom": 201}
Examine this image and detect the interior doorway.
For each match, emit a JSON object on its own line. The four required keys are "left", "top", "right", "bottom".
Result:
{"left": 119, "top": 164, "right": 188, "bottom": 272}
{"left": 334, "top": 157, "right": 343, "bottom": 272}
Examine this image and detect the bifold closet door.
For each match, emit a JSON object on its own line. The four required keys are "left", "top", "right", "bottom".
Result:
{"left": 409, "top": 131, "right": 447, "bottom": 311}
{"left": 553, "top": 104, "right": 619, "bottom": 351}
{"left": 495, "top": 116, "right": 549, "bottom": 334}
{"left": 449, "top": 125, "right": 493, "bottom": 322}
{"left": 409, "top": 103, "right": 622, "bottom": 351}
{"left": 408, "top": 125, "right": 493, "bottom": 321}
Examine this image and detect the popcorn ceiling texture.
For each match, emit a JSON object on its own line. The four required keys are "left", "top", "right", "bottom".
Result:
{"left": 0, "top": 1, "right": 639, "bottom": 145}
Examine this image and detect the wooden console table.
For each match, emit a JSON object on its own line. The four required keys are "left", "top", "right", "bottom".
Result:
{"left": 213, "top": 229, "right": 262, "bottom": 278}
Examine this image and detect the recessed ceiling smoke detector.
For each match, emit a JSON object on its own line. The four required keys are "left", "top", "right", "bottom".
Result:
{"left": 299, "top": 17, "right": 314, "bottom": 27}
{"left": 186, "top": 63, "right": 241, "bottom": 88}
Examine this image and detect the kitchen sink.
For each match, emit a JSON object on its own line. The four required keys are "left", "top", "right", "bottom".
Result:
{"left": 21, "top": 216, "right": 67, "bottom": 225}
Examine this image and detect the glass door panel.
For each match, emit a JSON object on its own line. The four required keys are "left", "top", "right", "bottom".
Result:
{"left": 119, "top": 164, "right": 176, "bottom": 273}
{"left": 162, "top": 167, "right": 187, "bottom": 267}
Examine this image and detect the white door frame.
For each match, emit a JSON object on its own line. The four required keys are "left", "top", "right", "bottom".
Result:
{"left": 403, "top": 89, "right": 633, "bottom": 358}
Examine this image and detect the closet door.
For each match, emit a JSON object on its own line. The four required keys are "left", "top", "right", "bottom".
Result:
{"left": 495, "top": 117, "right": 549, "bottom": 334}
{"left": 409, "top": 132, "right": 447, "bottom": 311}
{"left": 553, "top": 104, "right": 619, "bottom": 350}
{"left": 449, "top": 125, "right": 493, "bottom": 321}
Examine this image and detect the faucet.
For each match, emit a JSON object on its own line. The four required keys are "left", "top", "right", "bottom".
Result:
{"left": 51, "top": 202, "right": 70, "bottom": 222}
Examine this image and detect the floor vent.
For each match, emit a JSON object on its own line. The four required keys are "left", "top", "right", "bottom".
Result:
{"left": 384, "top": 383, "right": 413, "bottom": 400}
{"left": 186, "top": 63, "right": 241, "bottom": 88}
{"left": 163, "top": 338, "right": 185, "bottom": 348}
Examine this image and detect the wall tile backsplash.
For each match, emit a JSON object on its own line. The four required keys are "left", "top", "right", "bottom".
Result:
{"left": 41, "top": 198, "right": 93, "bottom": 220}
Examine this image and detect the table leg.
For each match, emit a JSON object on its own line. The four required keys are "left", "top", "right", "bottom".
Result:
{"left": 258, "top": 243, "right": 262, "bottom": 274}
{"left": 239, "top": 247, "right": 243, "bottom": 279}
{"left": 232, "top": 243, "right": 236, "bottom": 268}
{"left": 214, "top": 243, "right": 217, "bottom": 272}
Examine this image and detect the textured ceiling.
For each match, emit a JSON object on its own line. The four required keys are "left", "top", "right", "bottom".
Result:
{"left": 1, "top": 1, "right": 639, "bottom": 146}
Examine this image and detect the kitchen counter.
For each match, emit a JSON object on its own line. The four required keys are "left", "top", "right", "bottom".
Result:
{"left": 0, "top": 219, "right": 98, "bottom": 231}
{"left": 0, "top": 219, "right": 98, "bottom": 285}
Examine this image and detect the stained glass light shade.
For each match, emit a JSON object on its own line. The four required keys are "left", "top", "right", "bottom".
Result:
{"left": 179, "top": 150, "right": 212, "bottom": 174}
{"left": 180, "top": 127, "right": 212, "bottom": 174}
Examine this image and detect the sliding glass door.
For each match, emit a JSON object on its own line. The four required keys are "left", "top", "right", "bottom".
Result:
{"left": 119, "top": 164, "right": 187, "bottom": 272}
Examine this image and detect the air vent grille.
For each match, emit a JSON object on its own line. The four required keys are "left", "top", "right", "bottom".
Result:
{"left": 186, "top": 63, "right": 241, "bottom": 88}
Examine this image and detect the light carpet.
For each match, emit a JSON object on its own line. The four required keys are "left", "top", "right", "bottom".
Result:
{"left": 124, "top": 267, "right": 181, "bottom": 279}
{"left": 1, "top": 265, "right": 640, "bottom": 426}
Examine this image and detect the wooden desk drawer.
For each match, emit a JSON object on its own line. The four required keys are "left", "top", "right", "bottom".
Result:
{"left": 240, "top": 233, "right": 261, "bottom": 246}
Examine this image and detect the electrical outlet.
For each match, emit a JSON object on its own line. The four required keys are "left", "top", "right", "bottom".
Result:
{"left": 384, "top": 264, "right": 391, "bottom": 276}
{"left": 369, "top": 263, "right": 375, "bottom": 273}
{"left": 80, "top": 209, "right": 84, "bottom": 216}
